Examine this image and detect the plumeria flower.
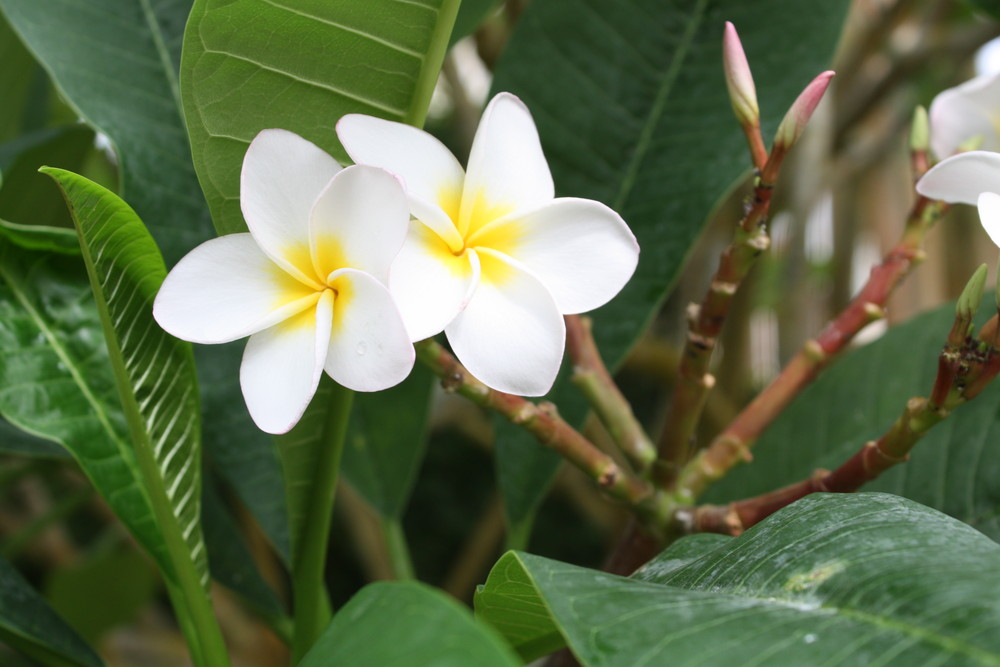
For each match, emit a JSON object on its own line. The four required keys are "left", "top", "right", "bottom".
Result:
{"left": 929, "top": 72, "right": 1000, "bottom": 159}
{"left": 154, "top": 129, "right": 414, "bottom": 434}
{"left": 916, "top": 150, "right": 1000, "bottom": 246}
{"left": 337, "top": 93, "right": 639, "bottom": 396}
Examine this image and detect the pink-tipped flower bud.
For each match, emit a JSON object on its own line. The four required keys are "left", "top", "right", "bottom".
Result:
{"left": 723, "top": 22, "right": 759, "bottom": 127}
{"left": 774, "top": 71, "right": 835, "bottom": 151}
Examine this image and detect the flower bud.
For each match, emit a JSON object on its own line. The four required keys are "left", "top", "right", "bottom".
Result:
{"left": 723, "top": 22, "right": 759, "bottom": 127}
{"left": 909, "top": 105, "right": 929, "bottom": 153}
{"left": 957, "top": 263, "right": 987, "bottom": 323}
{"left": 774, "top": 71, "right": 835, "bottom": 151}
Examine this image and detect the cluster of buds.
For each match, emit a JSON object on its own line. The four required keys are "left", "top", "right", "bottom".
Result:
{"left": 722, "top": 21, "right": 835, "bottom": 180}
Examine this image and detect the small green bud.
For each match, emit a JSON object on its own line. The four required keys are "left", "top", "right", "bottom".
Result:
{"left": 909, "top": 105, "right": 929, "bottom": 153}
{"left": 958, "top": 263, "right": 988, "bottom": 321}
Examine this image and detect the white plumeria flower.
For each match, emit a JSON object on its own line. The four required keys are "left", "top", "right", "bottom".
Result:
{"left": 337, "top": 93, "right": 639, "bottom": 396}
{"left": 929, "top": 72, "right": 1000, "bottom": 159}
{"left": 154, "top": 129, "right": 415, "bottom": 434}
{"left": 916, "top": 150, "right": 1000, "bottom": 246}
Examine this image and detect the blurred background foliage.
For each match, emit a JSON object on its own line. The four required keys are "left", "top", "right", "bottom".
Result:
{"left": 1, "top": 0, "right": 998, "bottom": 664}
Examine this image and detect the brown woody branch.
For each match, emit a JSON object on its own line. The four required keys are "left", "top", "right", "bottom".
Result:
{"left": 565, "top": 315, "right": 656, "bottom": 473}
{"left": 415, "top": 339, "right": 663, "bottom": 518}
{"left": 690, "top": 310, "right": 1000, "bottom": 536}
{"left": 675, "top": 195, "right": 946, "bottom": 502}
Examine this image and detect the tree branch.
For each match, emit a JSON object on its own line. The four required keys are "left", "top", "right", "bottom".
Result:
{"left": 414, "top": 339, "right": 664, "bottom": 518}
{"left": 690, "top": 310, "right": 1000, "bottom": 535}
{"left": 675, "top": 195, "right": 946, "bottom": 501}
{"left": 565, "top": 315, "right": 656, "bottom": 473}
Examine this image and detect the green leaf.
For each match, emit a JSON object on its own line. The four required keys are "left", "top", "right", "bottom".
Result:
{"left": 301, "top": 581, "right": 519, "bottom": 667}
{"left": 450, "top": 0, "right": 500, "bottom": 46}
{"left": 45, "top": 546, "right": 158, "bottom": 645}
{"left": 0, "top": 244, "right": 167, "bottom": 560}
{"left": 181, "top": 0, "right": 461, "bottom": 235}
{"left": 0, "top": 219, "right": 79, "bottom": 256}
{"left": 201, "top": 474, "right": 289, "bottom": 627}
{"left": 478, "top": 493, "right": 1000, "bottom": 665}
{"left": 342, "top": 365, "right": 434, "bottom": 518}
{"left": 0, "top": 0, "right": 213, "bottom": 264}
{"left": 41, "top": 167, "right": 208, "bottom": 586}
{"left": 197, "top": 342, "right": 292, "bottom": 565}
{"left": 488, "top": 0, "right": 851, "bottom": 530}
{"left": 0, "top": 126, "right": 96, "bottom": 230}
{"left": 0, "top": 555, "right": 103, "bottom": 667}
{"left": 0, "top": 12, "right": 38, "bottom": 142}
{"left": 0, "top": 417, "right": 68, "bottom": 459}
{"left": 706, "top": 300, "right": 1000, "bottom": 540}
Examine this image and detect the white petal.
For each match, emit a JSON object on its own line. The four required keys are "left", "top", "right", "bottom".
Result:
{"left": 336, "top": 114, "right": 466, "bottom": 250}
{"left": 388, "top": 222, "right": 480, "bottom": 341}
{"left": 445, "top": 249, "right": 564, "bottom": 396}
{"left": 241, "top": 129, "right": 342, "bottom": 286}
{"left": 310, "top": 165, "right": 409, "bottom": 283}
{"left": 930, "top": 73, "right": 1000, "bottom": 158}
{"left": 460, "top": 93, "right": 554, "bottom": 238}
{"left": 915, "top": 151, "right": 1000, "bottom": 205}
{"left": 978, "top": 192, "right": 1000, "bottom": 247}
{"left": 468, "top": 198, "right": 639, "bottom": 314}
{"left": 240, "top": 290, "right": 333, "bottom": 434}
{"left": 154, "top": 234, "right": 319, "bottom": 344}
{"left": 325, "top": 269, "right": 415, "bottom": 391}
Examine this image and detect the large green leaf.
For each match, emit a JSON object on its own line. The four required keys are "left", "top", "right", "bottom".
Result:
{"left": 0, "top": 417, "right": 67, "bottom": 459}
{"left": 42, "top": 167, "right": 208, "bottom": 586}
{"left": 706, "top": 300, "right": 1000, "bottom": 540}
{"left": 342, "top": 365, "right": 435, "bottom": 518}
{"left": 487, "top": 0, "right": 851, "bottom": 529}
{"left": 0, "top": 0, "right": 293, "bottom": 560}
{"left": 478, "top": 493, "right": 1000, "bottom": 665}
{"left": 0, "top": 556, "right": 103, "bottom": 667}
{"left": 0, "top": 126, "right": 96, "bottom": 230}
{"left": 197, "top": 342, "right": 291, "bottom": 565}
{"left": 300, "top": 581, "right": 519, "bottom": 667}
{"left": 181, "top": 0, "right": 459, "bottom": 235}
{"left": 0, "top": 242, "right": 166, "bottom": 562}
{"left": 201, "top": 474, "right": 288, "bottom": 626}
{"left": 0, "top": 0, "right": 211, "bottom": 264}
{"left": 0, "top": 12, "right": 37, "bottom": 142}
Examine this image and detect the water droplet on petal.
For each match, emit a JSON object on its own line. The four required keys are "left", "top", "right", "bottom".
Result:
{"left": 356, "top": 342, "right": 367, "bottom": 356}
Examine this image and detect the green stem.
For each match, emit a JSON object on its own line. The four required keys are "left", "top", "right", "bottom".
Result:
{"left": 290, "top": 383, "right": 354, "bottom": 664}
{"left": 131, "top": 441, "right": 230, "bottom": 667}
{"left": 405, "top": 0, "right": 462, "bottom": 128}
{"left": 382, "top": 517, "right": 416, "bottom": 580}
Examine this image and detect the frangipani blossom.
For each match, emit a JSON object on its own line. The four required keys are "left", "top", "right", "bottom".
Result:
{"left": 929, "top": 72, "right": 1000, "bottom": 159}
{"left": 154, "top": 129, "right": 414, "bottom": 434}
{"left": 916, "top": 150, "right": 1000, "bottom": 246}
{"left": 337, "top": 93, "right": 639, "bottom": 396}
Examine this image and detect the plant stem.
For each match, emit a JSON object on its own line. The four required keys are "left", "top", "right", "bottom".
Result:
{"left": 290, "top": 383, "right": 354, "bottom": 664}
{"left": 415, "top": 339, "right": 664, "bottom": 520}
{"left": 654, "top": 157, "right": 779, "bottom": 488}
{"left": 133, "top": 444, "right": 230, "bottom": 667}
{"left": 382, "top": 517, "right": 416, "bottom": 580}
{"left": 565, "top": 315, "right": 656, "bottom": 473}
{"left": 689, "top": 312, "right": 1000, "bottom": 535}
{"left": 406, "top": 0, "right": 462, "bottom": 128}
{"left": 676, "top": 197, "right": 945, "bottom": 502}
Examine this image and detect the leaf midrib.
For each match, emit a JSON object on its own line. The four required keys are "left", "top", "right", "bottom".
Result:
{"left": 517, "top": 553, "right": 1000, "bottom": 665}
{"left": 138, "top": 0, "right": 183, "bottom": 115}
{"left": 0, "top": 254, "right": 126, "bottom": 454}
{"left": 611, "top": 0, "right": 709, "bottom": 212}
